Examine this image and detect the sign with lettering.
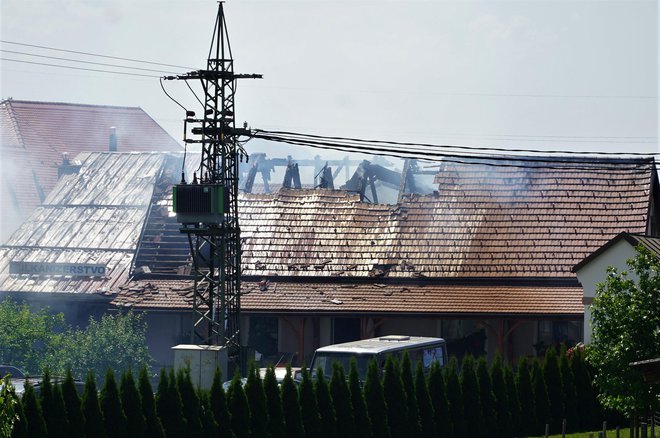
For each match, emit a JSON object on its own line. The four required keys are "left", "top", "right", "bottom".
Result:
{"left": 9, "top": 262, "right": 108, "bottom": 277}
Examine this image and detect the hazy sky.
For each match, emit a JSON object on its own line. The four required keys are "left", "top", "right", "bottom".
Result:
{"left": 1, "top": 0, "right": 658, "bottom": 160}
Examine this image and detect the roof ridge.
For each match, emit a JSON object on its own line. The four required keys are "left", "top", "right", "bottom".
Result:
{"left": 1, "top": 99, "right": 26, "bottom": 149}
{"left": 1, "top": 98, "right": 142, "bottom": 111}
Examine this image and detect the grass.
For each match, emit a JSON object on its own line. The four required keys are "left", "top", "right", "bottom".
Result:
{"left": 531, "top": 429, "right": 632, "bottom": 438}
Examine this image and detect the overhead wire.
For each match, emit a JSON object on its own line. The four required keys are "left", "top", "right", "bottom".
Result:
{"left": 0, "top": 39, "right": 195, "bottom": 70}
{"left": 251, "top": 132, "right": 654, "bottom": 174}
{"left": 0, "top": 49, "right": 179, "bottom": 74}
{"left": 0, "top": 58, "right": 159, "bottom": 77}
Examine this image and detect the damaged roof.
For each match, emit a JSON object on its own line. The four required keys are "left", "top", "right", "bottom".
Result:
{"left": 0, "top": 152, "right": 171, "bottom": 296}
{"left": 0, "top": 99, "right": 181, "bottom": 242}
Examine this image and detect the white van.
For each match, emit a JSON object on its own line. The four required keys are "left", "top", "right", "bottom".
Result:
{"left": 309, "top": 335, "right": 447, "bottom": 381}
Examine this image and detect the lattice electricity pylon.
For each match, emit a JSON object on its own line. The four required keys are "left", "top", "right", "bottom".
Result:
{"left": 165, "top": 3, "right": 261, "bottom": 356}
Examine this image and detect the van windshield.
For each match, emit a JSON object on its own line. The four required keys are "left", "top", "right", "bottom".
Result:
{"left": 311, "top": 353, "right": 373, "bottom": 380}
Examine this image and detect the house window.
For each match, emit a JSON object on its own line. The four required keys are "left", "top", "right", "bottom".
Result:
{"left": 248, "top": 316, "right": 278, "bottom": 363}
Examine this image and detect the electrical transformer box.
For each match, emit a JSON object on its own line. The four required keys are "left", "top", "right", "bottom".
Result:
{"left": 173, "top": 184, "right": 225, "bottom": 224}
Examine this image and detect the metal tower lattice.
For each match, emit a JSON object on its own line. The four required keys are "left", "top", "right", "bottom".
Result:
{"left": 166, "top": 3, "right": 261, "bottom": 358}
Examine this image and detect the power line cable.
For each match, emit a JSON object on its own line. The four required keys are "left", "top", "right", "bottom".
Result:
{"left": 0, "top": 49, "right": 179, "bottom": 74}
{"left": 0, "top": 58, "right": 159, "bottom": 77}
{"left": 252, "top": 133, "right": 654, "bottom": 174}
{"left": 0, "top": 39, "right": 195, "bottom": 70}
{"left": 255, "top": 129, "right": 659, "bottom": 158}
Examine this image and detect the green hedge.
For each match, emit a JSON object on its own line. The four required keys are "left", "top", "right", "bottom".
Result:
{"left": 7, "top": 349, "right": 619, "bottom": 438}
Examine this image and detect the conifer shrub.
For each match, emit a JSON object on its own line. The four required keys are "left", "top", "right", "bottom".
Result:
{"left": 22, "top": 382, "right": 47, "bottom": 438}
{"left": 315, "top": 366, "right": 336, "bottom": 438}
{"left": 330, "top": 362, "right": 355, "bottom": 438}
{"left": 428, "top": 360, "right": 451, "bottom": 437}
{"left": 209, "top": 366, "right": 234, "bottom": 438}
{"left": 227, "top": 369, "right": 251, "bottom": 438}
{"left": 516, "top": 356, "right": 536, "bottom": 436}
{"left": 559, "top": 345, "right": 578, "bottom": 432}
{"left": 61, "top": 369, "right": 85, "bottom": 438}
{"left": 138, "top": 366, "right": 165, "bottom": 438}
{"left": 531, "top": 357, "right": 550, "bottom": 434}
{"left": 400, "top": 352, "right": 420, "bottom": 437}
{"left": 299, "top": 367, "right": 321, "bottom": 437}
{"left": 100, "top": 369, "right": 127, "bottom": 438}
{"left": 156, "top": 369, "right": 186, "bottom": 438}
{"left": 176, "top": 367, "right": 202, "bottom": 438}
{"left": 476, "top": 356, "right": 497, "bottom": 436}
{"left": 460, "top": 355, "right": 484, "bottom": 437}
{"left": 364, "top": 359, "right": 390, "bottom": 438}
{"left": 382, "top": 356, "right": 408, "bottom": 438}
{"left": 414, "top": 360, "right": 436, "bottom": 438}
{"left": 40, "top": 369, "right": 68, "bottom": 438}
{"left": 198, "top": 389, "right": 218, "bottom": 436}
{"left": 543, "top": 346, "right": 564, "bottom": 433}
{"left": 120, "top": 369, "right": 146, "bottom": 438}
{"left": 503, "top": 362, "right": 521, "bottom": 438}
{"left": 10, "top": 384, "right": 27, "bottom": 438}
{"left": 281, "top": 366, "right": 304, "bottom": 438}
{"left": 348, "top": 359, "right": 372, "bottom": 438}
{"left": 81, "top": 371, "right": 105, "bottom": 438}
{"left": 444, "top": 356, "right": 463, "bottom": 437}
{"left": 571, "top": 348, "right": 599, "bottom": 430}
{"left": 489, "top": 353, "right": 512, "bottom": 438}
{"left": 244, "top": 362, "right": 268, "bottom": 438}
{"left": 263, "top": 366, "right": 285, "bottom": 438}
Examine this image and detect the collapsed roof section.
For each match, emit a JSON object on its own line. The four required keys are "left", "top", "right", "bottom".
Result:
{"left": 132, "top": 155, "right": 657, "bottom": 280}
{"left": 0, "top": 152, "right": 170, "bottom": 295}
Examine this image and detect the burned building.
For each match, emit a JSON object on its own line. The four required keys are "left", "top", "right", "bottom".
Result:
{"left": 0, "top": 99, "right": 181, "bottom": 242}
{"left": 111, "top": 153, "right": 659, "bottom": 366}
{"left": 1, "top": 149, "right": 657, "bottom": 366}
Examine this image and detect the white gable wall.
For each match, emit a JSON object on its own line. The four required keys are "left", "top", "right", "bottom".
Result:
{"left": 575, "top": 239, "right": 637, "bottom": 343}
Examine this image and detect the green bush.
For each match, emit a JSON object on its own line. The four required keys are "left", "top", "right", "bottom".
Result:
{"left": 400, "top": 352, "right": 420, "bottom": 438}
{"left": 383, "top": 356, "right": 408, "bottom": 438}
{"left": 415, "top": 361, "right": 436, "bottom": 438}
{"left": 281, "top": 366, "right": 304, "bottom": 438}
{"left": 209, "top": 367, "right": 233, "bottom": 438}
{"left": 516, "top": 356, "right": 536, "bottom": 436}
{"left": 138, "top": 366, "right": 165, "bottom": 438}
{"left": 364, "top": 360, "right": 390, "bottom": 438}
{"left": 120, "top": 369, "right": 146, "bottom": 438}
{"left": 460, "top": 355, "right": 483, "bottom": 437}
{"left": 244, "top": 362, "right": 268, "bottom": 437}
{"left": 81, "top": 371, "right": 105, "bottom": 438}
{"left": 315, "top": 367, "right": 335, "bottom": 438}
{"left": 100, "top": 369, "right": 127, "bottom": 438}
{"left": 299, "top": 367, "right": 321, "bottom": 437}
{"left": 227, "top": 369, "right": 251, "bottom": 438}
{"left": 445, "top": 356, "right": 464, "bottom": 437}
{"left": 348, "top": 359, "right": 371, "bottom": 438}
{"left": 263, "top": 366, "right": 285, "bottom": 438}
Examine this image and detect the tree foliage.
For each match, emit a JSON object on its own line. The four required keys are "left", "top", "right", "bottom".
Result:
{"left": 516, "top": 356, "right": 535, "bottom": 436}
{"left": 0, "top": 299, "right": 67, "bottom": 375}
{"left": 100, "top": 369, "right": 127, "bottom": 438}
{"left": 281, "top": 366, "right": 304, "bottom": 438}
{"left": 589, "top": 246, "right": 660, "bottom": 416}
{"left": 382, "top": 356, "right": 408, "bottom": 438}
{"left": 414, "top": 361, "right": 435, "bottom": 438}
{"left": 460, "top": 355, "right": 483, "bottom": 437}
{"left": 244, "top": 362, "right": 268, "bottom": 438}
{"left": 348, "top": 359, "right": 371, "bottom": 438}
{"left": 299, "top": 367, "right": 321, "bottom": 438}
{"left": 138, "top": 366, "right": 165, "bottom": 438}
{"left": 531, "top": 357, "right": 550, "bottom": 434}
{"left": 263, "top": 366, "right": 285, "bottom": 438}
{"left": 330, "top": 362, "right": 355, "bottom": 438}
{"left": 55, "top": 311, "right": 152, "bottom": 381}
{"left": 81, "top": 371, "right": 105, "bottom": 438}
{"left": 490, "top": 354, "right": 512, "bottom": 438}
{"left": 1, "top": 376, "right": 20, "bottom": 438}
{"left": 227, "top": 370, "right": 251, "bottom": 438}
{"left": 61, "top": 369, "right": 85, "bottom": 438}
{"left": 445, "top": 356, "right": 464, "bottom": 438}
{"left": 543, "top": 346, "right": 564, "bottom": 433}
{"left": 399, "top": 352, "right": 420, "bottom": 438}
{"left": 364, "top": 360, "right": 390, "bottom": 438}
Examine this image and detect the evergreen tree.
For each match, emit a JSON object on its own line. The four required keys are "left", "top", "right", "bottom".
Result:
{"left": 348, "top": 359, "right": 371, "bottom": 438}
{"left": 382, "top": 356, "right": 408, "bottom": 438}
{"left": 120, "top": 369, "right": 146, "bottom": 438}
{"left": 476, "top": 356, "right": 497, "bottom": 436}
{"left": 363, "top": 360, "right": 390, "bottom": 438}
{"left": 53, "top": 386, "right": 70, "bottom": 438}
{"left": 299, "top": 367, "right": 321, "bottom": 438}
{"left": 100, "top": 369, "right": 127, "bottom": 438}
{"left": 281, "top": 366, "right": 304, "bottom": 438}
{"left": 22, "top": 382, "right": 47, "bottom": 438}
{"left": 41, "top": 369, "right": 69, "bottom": 438}
{"left": 244, "top": 362, "right": 268, "bottom": 438}
{"left": 414, "top": 361, "right": 436, "bottom": 438}
{"left": 138, "top": 366, "right": 165, "bottom": 438}
{"left": 571, "top": 348, "right": 599, "bottom": 430}
{"left": 490, "top": 353, "right": 512, "bottom": 438}
{"left": 11, "top": 385, "right": 27, "bottom": 438}
{"left": 209, "top": 367, "right": 234, "bottom": 438}
{"left": 227, "top": 370, "right": 251, "bottom": 438}
{"left": 427, "top": 361, "right": 450, "bottom": 437}
{"left": 263, "top": 366, "right": 285, "bottom": 438}
{"left": 198, "top": 389, "right": 218, "bottom": 436}
{"left": 531, "top": 357, "right": 550, "bottom": 435}
{"left": 504, "top": 362, "right": 521, "bottom": 438}
{"left": 156, "top": 369, "right": 186, "bottom": 438}
{"left": 559, "top": 346, "right": 578, "bottom": 432}
{"left": 543, "top": 346, "right": 564, "bottom": 433}
{"left": 444, "top": 356, "right": 463, "bottom": 438}
{"left": 61, "top": 369, "right": 85, "bottom": 438}
{"left": 400, "top": 353, "right": 420, "bottom": 437}
{"left": 81, "top": 371, "right": 105, "bottom": 438}
{"left": 330, "top": 362, "right": 355, "bottom": 438}
{"left": 314, "top": 368, "right": 335, "bottom": 438}
{"left": 460, "top": 355, "right": 484, "bottom": 437}
{"left": 176, "top": 367, "right": 202, "bottom": 438}
{"left": 516, "top": 356, "right": 535, "bottom": 436}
